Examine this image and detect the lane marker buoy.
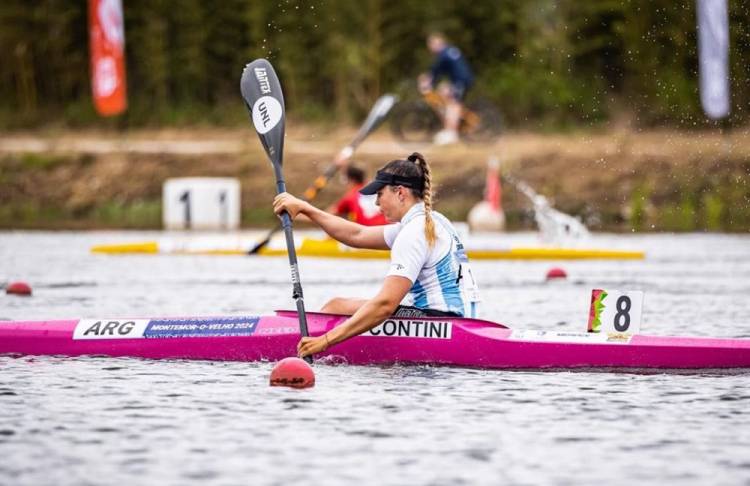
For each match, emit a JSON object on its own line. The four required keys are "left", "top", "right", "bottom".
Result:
{"left": 546, "top": 268, "right": 567, "bottom": 280}
{"left": 6, "top": 281, "right": 32, "bottom": 296}
{"left": 270, "top": 357, "right": 315, "bottom": 388}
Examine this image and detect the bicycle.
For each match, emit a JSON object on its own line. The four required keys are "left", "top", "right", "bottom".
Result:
{"left": 389, "top": 88, "right": 503, "bottom": 144}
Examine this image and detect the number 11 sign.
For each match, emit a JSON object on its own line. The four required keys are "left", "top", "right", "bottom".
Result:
{"left": 588, "top": 289, "right": 644, "bottom": 335}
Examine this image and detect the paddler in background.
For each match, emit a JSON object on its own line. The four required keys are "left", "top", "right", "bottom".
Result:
{"left": 326, "top": 165, "right": 388, "bottom": 226}
{"left": 273, "top": 152, "right": 480, "bottom": 359}
{"left": 295, "top": 164, "right": 388, "bottom": 226}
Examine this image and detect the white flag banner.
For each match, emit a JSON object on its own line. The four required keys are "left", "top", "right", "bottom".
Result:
{"left": 697, "top": 0, "right": 730, "bottom": 120}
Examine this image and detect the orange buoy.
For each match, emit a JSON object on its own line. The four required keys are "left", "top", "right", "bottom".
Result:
{"left": 270, "top": 357, "right": 315, "bottom": 388}
{"left": 545, "top": 267, "right": 567, "bottom": 280}
{"left": 6, "top": 281, "right": 32, "bottom": 296}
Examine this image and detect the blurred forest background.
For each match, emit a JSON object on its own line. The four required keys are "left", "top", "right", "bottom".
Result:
{"left": 1, "top": 0, "right": 749, "bottom": 129}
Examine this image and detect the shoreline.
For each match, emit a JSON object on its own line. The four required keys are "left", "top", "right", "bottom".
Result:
{"left": 1, "top": 127, "right": 748, "bottom": 232}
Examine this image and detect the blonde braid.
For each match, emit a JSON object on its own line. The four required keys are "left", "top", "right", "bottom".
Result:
{"left": 408, "top": 152, "right": 436, "bottom": 247}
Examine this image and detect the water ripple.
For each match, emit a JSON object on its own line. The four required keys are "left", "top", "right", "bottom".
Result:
{"left": 1, "top": 231, "right": 750, "bottom": 485}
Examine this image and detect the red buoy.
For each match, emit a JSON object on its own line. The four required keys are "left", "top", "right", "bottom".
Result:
{"left": 270, "top": 357, "right": 315, "bottom": 388}
{"left": 546, "top": 267, "right": 567, "bottom": 280}
{"left": 6, "top": 281, "right": 32, "bottom": 296}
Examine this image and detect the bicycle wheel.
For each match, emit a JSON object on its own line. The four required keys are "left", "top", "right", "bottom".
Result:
{"left": 389, "top": 100, "right": 442, "bottom": 143}
{"left": 461, "top": 98, "right": 504, "bottom": 143}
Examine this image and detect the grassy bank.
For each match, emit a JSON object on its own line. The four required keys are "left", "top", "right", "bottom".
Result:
{"left": 0, "top": 128, "right": 748, "bottom": 232}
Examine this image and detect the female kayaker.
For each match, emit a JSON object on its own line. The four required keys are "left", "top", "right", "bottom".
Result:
{"left": 272, "top": 152, "right": 480, "bottom": 359}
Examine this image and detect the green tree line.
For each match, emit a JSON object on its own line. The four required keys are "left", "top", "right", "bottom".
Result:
{"left": 1, "top": 0, "right": 748, "bottom": 128}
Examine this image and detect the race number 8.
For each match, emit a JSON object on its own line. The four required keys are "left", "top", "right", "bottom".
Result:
{"left": 614, "top": 296, "right": 631, "bottom": 332}
{"left": 588, "top": 289, "right": 643, "bottom": 335}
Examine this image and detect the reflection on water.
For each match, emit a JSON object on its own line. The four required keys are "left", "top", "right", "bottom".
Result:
{"left": 1, "top": 231, "right": 750, "bottom": 485}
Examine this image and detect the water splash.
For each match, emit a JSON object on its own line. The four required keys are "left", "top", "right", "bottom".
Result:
{"left": 505, "top": 175, "right": 589, "bottom": 245}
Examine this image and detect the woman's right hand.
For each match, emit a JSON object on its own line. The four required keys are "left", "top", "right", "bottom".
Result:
{"left": 297, "top": 334, "right": 330, "bottom": 358}
{"left": 273, "top": 192, "right": 309, "bottom": 219}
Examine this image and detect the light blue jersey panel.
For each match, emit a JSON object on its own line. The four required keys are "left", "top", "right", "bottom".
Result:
{"left": 385, "top": 203, "right": 480, "bottom": 317}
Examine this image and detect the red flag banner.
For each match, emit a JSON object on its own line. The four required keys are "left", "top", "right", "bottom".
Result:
{"left": 89, "top": 0, "right": 127, "bottom": 116}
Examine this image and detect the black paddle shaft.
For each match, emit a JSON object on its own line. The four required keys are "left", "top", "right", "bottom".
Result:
{"left": 276, "top": 178, "right": 310, "bottom": 339}
{"left": 241, "top": 59, "right": 311, "bottom": 361}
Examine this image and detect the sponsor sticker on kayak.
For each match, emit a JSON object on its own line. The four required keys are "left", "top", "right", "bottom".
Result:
{"left": 74, "top": 319, "right": 150, "bottom": 340}
{"left": 364, "top": 319, "right": 452, "bottom": 339}
{"left": 510, "top": 330, "right": 632, "bottom": 345}
{"left": 255, "top": 326, "right": 299, "bottom": 336}
{"left": 73, "top": 316, "right": 260, "bottom": 339}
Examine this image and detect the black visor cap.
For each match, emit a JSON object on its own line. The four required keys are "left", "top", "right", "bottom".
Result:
{"left": 359, "top": 170, "right": 424, "bottom": 195}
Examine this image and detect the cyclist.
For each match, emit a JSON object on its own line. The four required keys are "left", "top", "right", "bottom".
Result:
{"left": 419, "top": 32, "right": 475, "bottom": 145}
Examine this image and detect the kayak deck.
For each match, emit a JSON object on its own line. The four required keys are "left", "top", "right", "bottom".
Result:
{"left": 2, "top": 312, "right": 748, "bottom": 370}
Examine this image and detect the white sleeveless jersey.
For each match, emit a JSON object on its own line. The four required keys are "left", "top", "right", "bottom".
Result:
{"left": 383, "top": 203, "right": 481, "bottom": 317}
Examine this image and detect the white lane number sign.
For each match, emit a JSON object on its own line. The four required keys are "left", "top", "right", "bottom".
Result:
{"left": 587, "top": 289, "right": 643, "bottom": 335}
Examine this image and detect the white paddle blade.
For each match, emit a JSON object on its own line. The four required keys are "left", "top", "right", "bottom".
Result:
{"left": 350, "top": 93, "right": 399, "bottom": 148}
{"left": 370, "top": 94, "right": 398, "bottom": 120}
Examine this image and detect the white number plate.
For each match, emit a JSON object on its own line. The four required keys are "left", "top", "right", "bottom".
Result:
{"left": 587, "top": 289, "right": 643, "bottom": 335}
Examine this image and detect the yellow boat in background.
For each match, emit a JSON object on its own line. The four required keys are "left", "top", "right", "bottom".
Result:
{"left": 91, "top": 236, "right": 645, "bottom": 260}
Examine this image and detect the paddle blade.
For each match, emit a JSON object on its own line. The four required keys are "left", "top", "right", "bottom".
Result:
{"left": 247, "top": 229, "right": 275, "bottom": 255}
{"left": 350, "top": 94, "right": 398, "bottom": 149}
{"left": 240, "top": 59, "right": 286, "bottom": 167}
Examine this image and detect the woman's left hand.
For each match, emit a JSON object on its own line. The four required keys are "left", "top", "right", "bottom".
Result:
{"left": 273, "top": 192, "right": 308, "bottom": 219}
{"left": 297, "top": 335, "right": 329, "bottom": 358}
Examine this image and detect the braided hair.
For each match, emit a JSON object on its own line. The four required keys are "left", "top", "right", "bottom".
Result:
{"left": 380, "top": 152, "right": 437, "bottom": 247}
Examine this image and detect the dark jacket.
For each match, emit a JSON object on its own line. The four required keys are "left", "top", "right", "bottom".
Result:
{"left": 430, "top": 46, "right": 474, "bottom": 87}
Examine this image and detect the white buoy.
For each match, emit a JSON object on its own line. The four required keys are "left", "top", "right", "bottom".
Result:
{"left": 468, "top": 157, "right": 505, "bottom": 232}
{"left": 163, "top": 178, "right": 241, "bottom": 230}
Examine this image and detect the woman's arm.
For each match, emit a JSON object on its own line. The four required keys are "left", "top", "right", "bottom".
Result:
{"left": 297, "top": 276, "right": 412, "bottom": 358}
{"left": 274, "top": 192, "right": 388, "bottom": 249}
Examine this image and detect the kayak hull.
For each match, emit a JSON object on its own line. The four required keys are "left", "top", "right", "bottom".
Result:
{"left": 2, "top": 312, "right": 749, "bottom": 370}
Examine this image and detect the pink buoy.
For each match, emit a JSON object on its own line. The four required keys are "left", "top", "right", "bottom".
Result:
{"left": 6, "top": 281, "right": 32, "bottom": 296}
{"left": 546, "top": 267, "right": 567, "bottom": 280}
{"left": 270, "top": 357, "right": 315, "bottom": 388}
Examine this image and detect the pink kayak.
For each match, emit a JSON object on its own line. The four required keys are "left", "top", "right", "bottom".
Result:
{"left": 1, "top": 311, "right": 749, "bottom": 370}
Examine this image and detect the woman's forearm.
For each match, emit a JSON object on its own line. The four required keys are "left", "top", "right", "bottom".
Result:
{"left": 325, "top": 298, "right": 395, "bottom": 345}
{"left": 301, "top": 203, "right": 365, "bottom": 247}
{"left": 295, "top": 276, "right": 411, "bottom": 359}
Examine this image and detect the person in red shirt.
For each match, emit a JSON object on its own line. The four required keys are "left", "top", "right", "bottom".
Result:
{"left": 328, "top": 166, "right": 388, "bottom": 226}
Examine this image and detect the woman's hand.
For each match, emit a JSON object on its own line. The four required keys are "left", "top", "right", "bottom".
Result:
{"left": 273, "top": 193, "right": 309, "bottom": 220}
{"left": 297, "top": 334, "right": 329, "bottom": 358}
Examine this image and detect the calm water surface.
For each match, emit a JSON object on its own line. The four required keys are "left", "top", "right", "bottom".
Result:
{"left": 1, "top": 231, "right": 749, "bottom": 485}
